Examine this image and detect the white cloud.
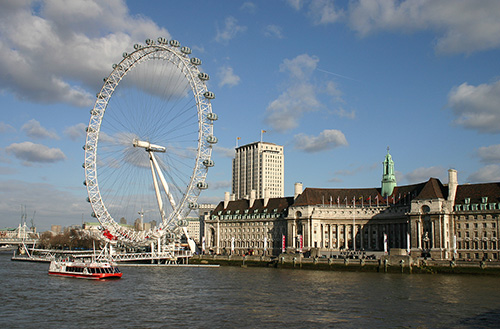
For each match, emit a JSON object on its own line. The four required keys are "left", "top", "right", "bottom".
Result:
{"left": 265, "top": 54, "right": 345, "bottom": 132}
{"left": 286, "top": 0, "right": 305, "bottom": 11}
{"left": 477, "top": 144, "right": 500, "bottom": 164}
{"left": 63, "top": 123, "right": 87, "bottom": 142}
{"left": 348, "top": 0, "right": 500, "bottom": 54}
{"left": 207, "top": 180, "right": 232, "bottom": 190}
{"left": 265, "top": 54, "right": 321, "bottom": 131}
{"left": 266, "top": 83, "right": 321, "bottom": 132}
{"left": 215, "top": 16, "right": 247, "bottom": 44}
{"left": 0, "top": 0, "right": 169, "bottom": 107}
{"left": 0, "top": 122, "right": 15, "bottom": 133}
{"left": 308, "top": 0, "right": 344, "bottom": 25}
{"left": 240, "top": 2, "right": 257, "bottom": 13}
{"left": 213, "top": 145, "right": 235, "bottom": 158}
{"left": 264, "top": 25, "right": 284, "bottom": 39}
{"left": 293, "top": 129, "right": 348, "bottom": 153}
{"left": 21, "top": 119, "right": 59, "bottom": 140}
{"left": 218, "top": 66, "right": 241, "bottom": 88}
{"left": 404, "top": 166, "right": 445, "bottom": 184}
{"left": 280, "top": 54, "right": 319, "bottom": 80}
{"left": 467, "top": 165, "right": 500, "bottom": 183}
{"left": 334, "top": 107, "right": 356, "bottom": 119}
{"left": 0, "top": 179, "right": 88, "bottom": 230}
{"left": 447, "top": 80, "right": 500, "bottom": 133}
{"left": 5, "top": 141, "right": 66, "bottom": 164}
{"left": 328, "top": 177, "right": 343, "bottom": 183}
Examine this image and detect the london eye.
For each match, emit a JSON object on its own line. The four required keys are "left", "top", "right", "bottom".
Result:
{"left": 83, "top": 38, "right": 217, "bottom": 247}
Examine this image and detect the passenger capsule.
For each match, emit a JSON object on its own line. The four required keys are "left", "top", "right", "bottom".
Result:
{"left": 181, "top": 46, "right": 191, "bottom": 54}
{"left": 145, "top": 39, "right": 153, "bottom": 45}
{"left": 169, "top": 39, "right": 180, "bottom": 47}
{"left": 206, "top": 112, "right": 218, "bottom": 121}
{"left": 189, "top": 202, "right": 199, "bottom": 209}
{"left": 122, "top": 52, "right": 128, "bottom": 58}
{"left": 85, "top": 126, "right": 95, "bottom": 133}
{"left": 83, "top": 180, "right": 87, "bottom": 186}
{"left": 198, "top": 72, "right": 209, "bottom": 81}
{"left": 90, "top": 109, "right": 100, "bottom": 116}
{"left": 157, "top": 37, "right": 167, "bottom": 44}
{"left": 96, "top": 93, "right": 104, "bottom": 99}
{"left": 203, "top": 159, "right": 215, "bottom": 167}
{"left": 91, "top": 212, "right": 97, "bottom": 218}
{"left": 86, "top": 197, "right": 91, "bottom": 203}
{"left": 206, "top": 135, "right": 218, "bottom": 144}
{"left": 204, "top": 91, "right": 215, "bottom": 99}
{"left": 134, "top": 43, "right": 142, "bottom": 50}
{"left": 197, "top": 181, "right": 208, "bottom": 189}
{"left": 190, "top": 57, "right": 202, "bottom": 65}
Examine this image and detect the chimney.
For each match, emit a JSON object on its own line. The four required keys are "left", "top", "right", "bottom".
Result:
{"left": 230, "top": 194, "right": 235, "bottom": 201}
{"left": 448, "top": 169, "right": 458, "bottom": 203}
{"left": 263, "top": 188, "right": 270, "bottom": 207}
{"left": 294, "top": 182, "right": 303, "bottom": 200}
{"left": 250, "top": 189, "right": 256, "bottom": 208}
{"left": 224, "top": 191, "right": 230, "bottom": 209}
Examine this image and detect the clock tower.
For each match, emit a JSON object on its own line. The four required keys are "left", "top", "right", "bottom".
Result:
{"left": 381, "top": 147, "right": 397, "bottom": 197}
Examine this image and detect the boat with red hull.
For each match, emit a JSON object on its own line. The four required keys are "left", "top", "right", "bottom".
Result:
{"left": 48, "top": 258, "right": 122, "bottom": 280}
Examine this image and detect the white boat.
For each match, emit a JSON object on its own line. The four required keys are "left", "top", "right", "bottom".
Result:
{"left": 48, "top": 258, "right": 122, "bottom": 280}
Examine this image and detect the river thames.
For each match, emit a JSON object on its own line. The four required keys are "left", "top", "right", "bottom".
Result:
{"left": 2, "top": 252, "right": 500, "bottom": 328}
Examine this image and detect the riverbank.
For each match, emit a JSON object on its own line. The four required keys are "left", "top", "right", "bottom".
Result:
{"left": 190, "top": 254, "right": 500, "bottom": 275}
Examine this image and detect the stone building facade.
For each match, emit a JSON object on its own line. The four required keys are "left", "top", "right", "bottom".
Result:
{"left": 204, "top": 192, "right": 293, "bottom": 256}
{"left": 203, "top": 150, "right": 500, "bottom": 260}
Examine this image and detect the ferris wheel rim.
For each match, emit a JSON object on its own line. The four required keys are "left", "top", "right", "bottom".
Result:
{"left": 83, "top": 38, "right": 216, "bottom": 246}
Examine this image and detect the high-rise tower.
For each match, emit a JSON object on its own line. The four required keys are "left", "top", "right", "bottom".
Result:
{"left": 232, "top": 141, "right": 284, "bottom": 200}
{"left": 381, "top": 147, "right": 397, "bottom": 197}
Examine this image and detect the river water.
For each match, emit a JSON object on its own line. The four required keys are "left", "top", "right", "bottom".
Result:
{"left": 2, "top": 252, "right": 500, "bottom": 328}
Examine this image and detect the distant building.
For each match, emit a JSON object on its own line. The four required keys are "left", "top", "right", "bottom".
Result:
{"left": 232, "top": 141, "right": 284, "bottom": 200}
{"left": 51, "top": 225, "right": 62, "bottom": 234}
{"left": 185, "top": 217, "right": 201, "bottom": 244}
{"left": 198, "top": 203, "right": 216, "bottom": 252}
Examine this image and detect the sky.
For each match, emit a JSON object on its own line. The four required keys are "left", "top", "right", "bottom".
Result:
{"left": 1, "top": 0, "right": 500, "bottom": 231}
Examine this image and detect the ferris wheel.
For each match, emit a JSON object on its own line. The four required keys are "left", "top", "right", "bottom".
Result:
{"left": 83, "top": 38, "right": 217, "bottom": 246}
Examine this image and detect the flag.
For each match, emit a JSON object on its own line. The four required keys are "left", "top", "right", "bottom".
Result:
{"left": 262, "top": 130, "right": 267, "bottom": 133}
{"left": 237, "top": 137, "right": 241, "bottom": 140}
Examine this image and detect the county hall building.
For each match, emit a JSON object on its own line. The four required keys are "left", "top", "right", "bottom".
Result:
{"left": 203, "top": 147, "right": 500, "bottom": 261}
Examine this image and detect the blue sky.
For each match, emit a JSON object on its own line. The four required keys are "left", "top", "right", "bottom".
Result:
{"left": 1, "top": 0, "right": 500, "bottom": 231}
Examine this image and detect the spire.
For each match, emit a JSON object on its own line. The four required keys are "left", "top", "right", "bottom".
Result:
{"left": 381, "top": 147, "right": 397, "bottom": 197}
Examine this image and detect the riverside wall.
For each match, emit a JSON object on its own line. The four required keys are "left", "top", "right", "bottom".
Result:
{"left": 190, "top": 254, "right": 500, "bottom": 275}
